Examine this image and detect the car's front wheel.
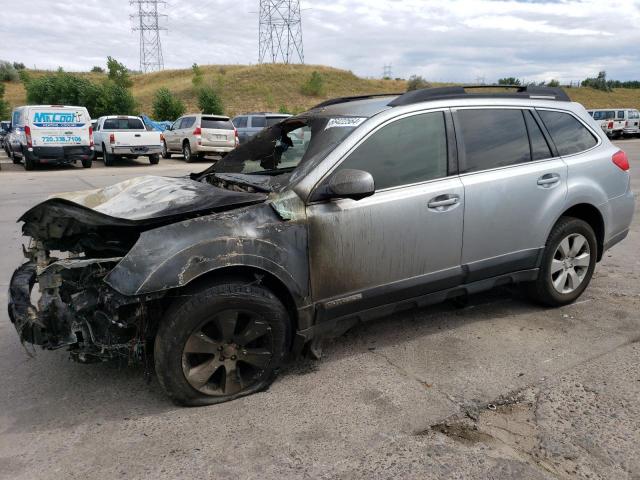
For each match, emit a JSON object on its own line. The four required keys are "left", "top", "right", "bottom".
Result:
{"left": 528, "top": 217, "right": 597, "bottom": 307}
{"left": 154, "top": 281, "right": 291, "bottom": 406}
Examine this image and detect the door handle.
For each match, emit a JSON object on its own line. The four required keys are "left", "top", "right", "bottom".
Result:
{"left": 537, "top": 173, "right": 561, "bottom": 187}
{"left": 428, "top": 194, "right": 460, "bottom": 210}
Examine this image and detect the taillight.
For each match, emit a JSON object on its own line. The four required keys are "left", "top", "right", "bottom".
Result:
{"left": 89, "top": 126, "right": 94, "bottom": 147}
{"left": 626, "top": 121, "right": 629, "bottom": 127}
{"left": 109, "top": 133, "right": 115, "bottom": 144}
{"left": 24, "top": 126, "right": 32, "bottom": 147}
{"left": 193, "top": 127, "right": 202, "bottom": 136}
{"left": 608, "top": 121, "right": 614, "bottom": 129}
{"left": 234, "top": 128, "right": 239, "bottom": 146}
{"left": 612, "top": 150, "right": 630, "bottom": 171}
{"left": 160, "top": 133, "right": 164, "bottom": 141}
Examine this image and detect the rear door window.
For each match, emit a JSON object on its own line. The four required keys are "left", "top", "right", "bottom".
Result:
{"left": 201, "top": 118, "right": 234, "bottom": 130}
{"left": 180, "top": 117, "right": 196, "bottom": 129}
{"left": 339, "top": 111, "right": 448, "bottom": 190}
{"left": 456, "top": 109, "right": 531, "bottom": 173}
{"left": 251, "top": 116, "right": 266, "bottom": 128}
{"left": 266, "top": 116, "right": 289, "bottom": 127}
{"left": 538, "top": 110, "right": 598, "bottom": 156}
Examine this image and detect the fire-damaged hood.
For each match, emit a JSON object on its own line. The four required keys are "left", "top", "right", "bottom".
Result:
{"left": 19, "top": 175, "right": 268, "bottom": 255}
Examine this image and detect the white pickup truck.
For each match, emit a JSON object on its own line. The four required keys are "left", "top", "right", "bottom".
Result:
{"left": 93, "top": 116, "right": 162, "bottom": 166}
{"left": 587, "top": 109, "right": 625, "bottom": 138}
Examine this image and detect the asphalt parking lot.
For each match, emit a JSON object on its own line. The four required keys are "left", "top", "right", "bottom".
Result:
{"left": 0, "top": 143, "right": 639, "bottom": 479}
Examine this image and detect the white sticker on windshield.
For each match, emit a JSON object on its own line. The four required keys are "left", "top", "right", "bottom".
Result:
{"left": 325, "top": 117, "right": 367, "bottom": 130}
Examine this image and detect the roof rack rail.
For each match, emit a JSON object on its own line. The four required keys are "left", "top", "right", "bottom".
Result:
{"left": 388, "top": 85, "right": 570, "bottom": 107}
{"left": 312, "top": 93, "right": 403, "bottom": 110}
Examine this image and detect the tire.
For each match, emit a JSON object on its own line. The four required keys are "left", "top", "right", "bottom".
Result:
{"left": 182, "top": 142, "right": 193, "bottom": 163}
{"left": 528, "top": 217, "right": 597, "bottom": 307}
{"left": 154, "top": 281, "right": 291, "bottom": 406}
{"left": 81, "top": 158, "right": 92, "bottom": 168}
{"left": 23, "top": 150, "right": 35, "bottom": 171}
{"left": 161, "top": 141, "right": 171, "bottom": 159}
{"left": 149, "top": 154, "right": 160, "bottom": 165}
{"left": 103, "top": 146, "right": 115, "bottom": 167}
{"left": 10, "top": 147, "right": 20, "bottom": 164}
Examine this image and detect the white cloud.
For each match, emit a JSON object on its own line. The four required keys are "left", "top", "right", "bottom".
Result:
{"left": 0, "top": 0, "right": 638, "bottom": 82}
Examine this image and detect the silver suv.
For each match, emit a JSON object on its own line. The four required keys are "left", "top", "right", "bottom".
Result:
{"left": 162, "top": 114, "right": 238, "bottom": 162}
{"left": 232, "top": 112, "right": 291, "bottom": 144}
{"left": 8, "top": 86, "right": 635, "bottom": 406}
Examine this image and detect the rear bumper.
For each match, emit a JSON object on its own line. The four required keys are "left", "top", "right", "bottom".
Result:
{"left": 110, "top": 145, "right": 162, "bottom": 155}
{"left": 195, "top": 144, "right": 236, "bottom": 154}
{"left": 28, "top": 146, "right": 92, "bottom": 164}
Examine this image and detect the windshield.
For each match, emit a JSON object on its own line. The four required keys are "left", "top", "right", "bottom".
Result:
{"left": 204, "top": 115, "right": 364, "bottom": 190}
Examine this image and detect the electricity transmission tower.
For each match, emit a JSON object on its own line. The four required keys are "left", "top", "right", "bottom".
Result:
{"left": 383, "top": 64, "right": 393, "bottom": 79}
{"left": 258, "top": 0, "right": 304, "bottom": 64}
{"left": 130, "top": 0, "right": 167, "bottom": 73}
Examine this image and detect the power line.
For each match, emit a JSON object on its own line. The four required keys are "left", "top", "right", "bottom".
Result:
{"left": 258, "top": 0, "right": 304, "bottom": 64}
{"left": 130, "top": 0, "right": 167, "bottom": 73}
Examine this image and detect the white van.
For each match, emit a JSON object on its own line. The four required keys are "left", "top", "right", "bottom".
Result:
{"left": 8, "top": 105, "right": 93, "bottom": 170}
{"left": 615, "top": 109, "right": 640, "bottom": 136}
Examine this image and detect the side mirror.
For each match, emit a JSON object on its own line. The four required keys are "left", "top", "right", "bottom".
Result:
{"left": 324, "top": 169, "right": 375, "bottom": 201}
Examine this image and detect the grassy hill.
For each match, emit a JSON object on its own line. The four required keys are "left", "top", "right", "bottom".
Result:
{"left": 4, "top": 64, "right": 640, "bottom": 118}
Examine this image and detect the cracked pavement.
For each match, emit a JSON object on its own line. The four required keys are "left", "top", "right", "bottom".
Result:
{"left": 0, "top": 142, "right": 639, "bottom": 479}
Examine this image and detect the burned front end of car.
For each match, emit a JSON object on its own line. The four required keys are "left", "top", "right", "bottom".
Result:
{"left": 9, "top": 246, "right": 162, "bottom": 363}
{"left": 6, "top": 175, "right": 272, "bottom": 364}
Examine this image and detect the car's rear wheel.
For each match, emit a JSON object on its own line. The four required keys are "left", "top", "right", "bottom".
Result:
{"left": 528, "top": 217, "right": 597, "bottom": 307}
{"left": 161, "top": 141, "right": 171, "bottom": 159}
{"left": 183, "top": 142, "right": 193, "bottom": 163}
{"left": 103, "top": 146, "right": 115, "bottom": 167}
{"left": 154, "top": 281, "right": 290, "bottom": 406}
{"left": 23, "top": 150, "right": 35, "bottom": 171}
{"left": 149, "top": 154, "right": 160, "bottom": 165}
{"left": 81, "top": 158, "right": 92, "bottom": 168}
{"left": 10, "top": 147, "right": 20, "bottom": 164}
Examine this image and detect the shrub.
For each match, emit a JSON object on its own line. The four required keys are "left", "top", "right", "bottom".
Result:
{"left": 91, "top": 66, "right": 105, "bottom": 73}
{"left": 278, "top": 104, "right": 290, "bottom": 114}
{"left": 547, "top": 79, "right": 560, "bottom": 87}
{"left": 301, "top": 71, "right": 325, "bottom": 96}
{"left": 498, "top": 77, "right": 521, "bottom": 86}
{"left": 96, "top": 81, "right": 136, "bottom": 117}
{"left": 0, "top": 60, "right": 19, "bottom": 82}
{"left": 0, "top": 83, "right": 8, "bottom": 118}
{"left": 152, "top": 87, "right": 185, "bottom": 120}
{"left": 406, "top": 75, "right": 431, "bottom": 91}
{"left": 106, "top": 56, "right": 132, "bottom": 88}
{"left": 192, "top": 63, "right": 204, "bottom": 87}
{"left": 197, "top": 86, "right": 224, "bottom": 115}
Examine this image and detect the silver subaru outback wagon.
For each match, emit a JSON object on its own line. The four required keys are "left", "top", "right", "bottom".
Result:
{"left": 8, "top": 86, "right": 635, "bottom": 406}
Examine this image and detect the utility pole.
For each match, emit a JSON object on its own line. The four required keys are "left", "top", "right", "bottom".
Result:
{"left": 258, "top": 0, "right": 304, "bottom": 64}
{"left": 130, "top": 0, "right": 167, "bottom": 73}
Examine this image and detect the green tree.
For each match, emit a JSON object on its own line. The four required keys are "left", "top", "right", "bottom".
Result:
{"left": 582, "top": 71, "right": 611, "bottom": 92}
{"left": 197, "top": 86, "right": 224, "bottom": 115}
{"left": 0, "top": 83, "right": 9, "bottom": 118}
{"left": 192, "top": 63, "right": 204, "bottom": 87}
{"left": 91, "top": 66, "right": 105, "bottom": 73}
{"left": 406, "top": 75, "right": 431, "bottom": 91}
{"left": 152, "top": 87, "right": 185, "bottom": 120}
{"left": 12, "top": 62, "right": 25, "bottom": 70}
{"left": 96, "top": 81, "right": 136, "bottom": 117}
{"left": 547, "top": 79, "right": 560, "bottom": 87}
{"left": 301, "top": 71, "right": 325, "bottom": 96}
{"left": 106, "top": 56, "right": 132, "bottom": 88}
{"left": 498, "top": 77, "right": 521, "bottom": 86}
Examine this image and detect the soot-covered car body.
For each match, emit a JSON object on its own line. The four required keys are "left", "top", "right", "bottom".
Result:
{"left": 8, "top": 87, "right": 634, "bottom": 406}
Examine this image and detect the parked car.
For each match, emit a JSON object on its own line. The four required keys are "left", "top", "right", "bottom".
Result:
{"left": 232, "top": 112, "right": 291, "bottom": 144}
{"left": 162, "top": 114, "right": 238, "bottom": 162}
{"left": 615, "top": 109, "right": 640, "bottom": 136}
{"left": 0, "top": 120, "right": 10, "bottom": 148}
{"left": 587, "top": 109, "right": 625, "bottom": 138}
{"left": 6, "top": 105, "right": 93, "bottom": 170}
{"left": 8, "top": 86, "right": 634, "bottom": 406}
{"left": 93, "top": 115, "right": 162, "bottom": 166}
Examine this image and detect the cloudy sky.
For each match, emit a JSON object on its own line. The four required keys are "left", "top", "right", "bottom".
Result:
{"left": 1, "top": 0, "right": 639, "bottom": 83}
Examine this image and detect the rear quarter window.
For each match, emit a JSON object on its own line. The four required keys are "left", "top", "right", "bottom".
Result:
{"left": 538, "top": 110, "right": 598, "bottom": 156}
{"left": 251, "top": 116, "right": 266, "bottom": 128}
